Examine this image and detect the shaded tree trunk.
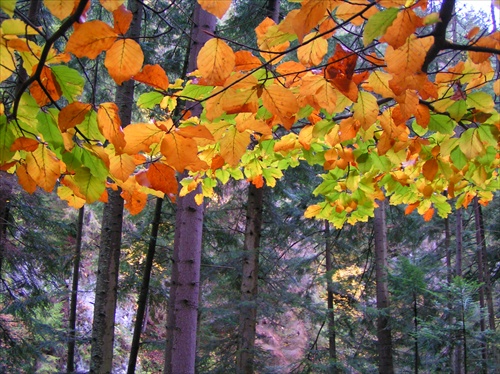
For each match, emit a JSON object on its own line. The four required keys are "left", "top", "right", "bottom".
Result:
{"left": 324, "top": 221, "right": 337, "bottom": 372}
{"left": 454, "top": 208, "right": 463, "bottom": 374}
{"left": 67, "top": 207, "right": 85, "bottom": 373}
{"left": 164, "top": 5, "right": 216, "bottom": 374}
{"left": 127, "top": 198, "right": 163, "bottom": 374}
{"left": 374, "top": 200, "right": 394, "bottom": 374}
{"left": 89, "top": 2, "right": 143, "bottom": 372}
{"left": 0, "top": 172, "right": 14, "bottom": 278}
{"left": 237, "top": 184, "right": 264, "bottom": 374}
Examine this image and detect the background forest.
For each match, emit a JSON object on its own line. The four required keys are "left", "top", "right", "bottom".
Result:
{"left": 0, "top": 0, "right": 499, "bottom": 373}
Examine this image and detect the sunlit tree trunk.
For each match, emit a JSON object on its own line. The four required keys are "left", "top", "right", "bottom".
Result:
{"left": 374, "top": 200, "right": 394, "bottom": 374}
{"left": 67, "top": 207, "right": 84, "bottom": 373}
{"left": 127, "top": 198, "right": 163, "bottom": 374}
{"left": 163, "top": 5, "right": 216, "bottom": 373}
{"left": 90, "top": 1, "right": 143, "bottom": 372}
{"left": 237, "top": 184, "right": 264, "bottom": 374}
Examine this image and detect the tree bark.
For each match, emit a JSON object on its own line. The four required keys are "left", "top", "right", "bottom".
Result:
{"left": 67, "top": 207, "right": 85, "bottom": 373}
{"left": 127, "top": 198, "right": 163, "bottom": 374}
{"left": 164, "top": 5, "right": 216, "bottom": 374}
{"left": 324, "top": 221, "right": 337, "bottom": 372}
{"left": 373, "top": 200, "right": 394, "bottom": 374}
{"left": 454, "top": 208, "right": 463, "bottom": 374}
{"left": 89, "top": 2, "right": 143, "bottom": 372}
{"left": 0, "top": 172, "right": 14, "bottom": 278}
{"left": 237, "top": 184, "right": 264, "bottom": 374}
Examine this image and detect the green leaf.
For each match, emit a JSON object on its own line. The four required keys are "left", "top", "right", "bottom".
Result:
{"left": 363, "top": 8, "right": 399, "bottom": 46}
{"left": 466, "top": 92, "right": 495, "bottom": 113}
{"left": 52, "top": 65, "right": 85, "bottom": 103}
{"left": 450, "top": 146, "right": 467, "bottom": 169}
{"left": 178, "top": 83, "right": 214, "bottom": 101}
{"left": 477, "top": 124, "right": 498, "bottom": 148}
{"left": 73, "top": 167, "right": 106, "bottom": 203}
{"left": 0, "top": 0, "right": 16, "bottom": 17}
{"left": 137, "top": 91, "right": 163, "bottom": 109}
{"left": 428, "top": 114, "right": 455, "bottom": 135}
{"left": 0, "top": 115, "right": 15, "bottom": 165}
{"left": 17, "top": 93, "right": 39, "bottom": 129}
{"left": 447, "top": 100, "right": 467, "bottom": 121}
{"left": 78, "top": 110, "right": 105, "bottom": 143}
{"left": 37, "top": 109, "right": 64, "bottom": 157}
{"left": 312, "top": 119, "right": 335, "bottom": 138}
{"left": 459, "top": 128, "right": 484, "bottom": 159}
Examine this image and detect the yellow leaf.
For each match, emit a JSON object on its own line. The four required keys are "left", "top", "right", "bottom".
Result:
{"left": 386, "top": 35, "right": 434, "bottom": 75}
{"left": 298, "top": 125, "right": 314, "bottom": 150}
{"left": 304, "top": 204, "right": 322, "bottom": 219}
{"left": 365, "top": 71, "right": 393, "bottom": 98}
{"left": 97, "top": 102, "right": 126, "bottom": 153}
{"left": 336, "top": 0, "right": 378, "bottom": 27}
{"left": 261, "top": 83, "right": 298, "bottom": 130}
{"left": 297, "top": 32, "right": 328, "bottom": 67}
{"left": 219, "top": 126, "right": 250, "bottom": 166}
{"left": 197, "top": 38, "right": 235, "bottom": 85}
{"left": 100, "top": 0, "right": 125, "bottom": 12}
{"left": 57, "top": 185, "right": 86, "bottom": 209}
{"left": 235, "top": 113, "right": 272, "bottom": 135}
{"left": 109, "top": 152, "right": 136, "bottom": 182}
{"left": 0, "top": 45, "right": 16, "bottom": 82}
{"left": 197, "top": 0, "right": 231, "bottom": 19}
{"left": 25, "top": 144, "right": 60, "bottom": 192}
{"left": 104, "top": 39, "right": 144, "bottom": 85}
{"left": 352, "top": 91, "right": 378, "bottom": 128}
{"left": 0, "top": 0, "right": 16, "bottom": 16}
{"left": 44, "top": 0, "right": 75, "bottom": 20}
{"left": 66, "top": 20, "right": 118, "bottom": 59}
{"left": 1, "top": 19, "right": 39, "bottom": 35}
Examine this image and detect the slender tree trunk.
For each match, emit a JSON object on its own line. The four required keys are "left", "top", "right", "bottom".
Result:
{"left": 164, "top": 5, "right": 216, "bottom": 374}
{"left": 237, "top": 184, "right": 264, "bottom": 374}
{"left": 373, "top": 200, "right": 394, "bottom": 374}
{"left": 444, "top": 216, "right": 454, "bottom": 370}
{"left": 90, "top": 2, "right": 143, "bottom": 372}
{"left": 0, "top": 172, "right": 13, "bottom": 278}
{"left": 454, "top": 208, "right": 463, "bottom": 374}
{"left": 324, "top": 221, "right": 337, "bottom": 372}
{"left": 413, "top": 291, "right": 419, "bottom": 374}
{"left": 127, "top": 198, "right": 163, "bottom": 374}
{"left": 473, "top": 198, "right": 487, "bottom": 373}
{"left": 67, "top": 207, "right": 85, "bottom": 373}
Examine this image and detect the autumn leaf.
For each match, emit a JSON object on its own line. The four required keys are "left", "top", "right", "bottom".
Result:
{"left": 297, "top": 32, "right": 328, "bottom": 67}
{"left": 16, "top": 163, "right": 37, "bottom": 194}
{"left": 380, "top": 9, "right": 423, "bottom": 49}
{"left": 25, "top": 144, "right": 60, "bottom": 192}
{"left": 97, "top": 102, "right": 126, "bottom": 152}
{"left": 29, "top": 66, "right": 62, "bottom": 106}
{"left": 177, "top": 125, "right": 215, "bottom": 141}
{"left": 66, "top": 20, "right": 118, "bottom": 59}
{"left": 141, "top": 162, "right": 178, "bottom": 195}
{"left": 459, "top": 128, "right": 485, "bottom": 159}
{"left": 122, "top": 122, "right": 165, "bottom": 154}
{"left": 101, "top": 0, "right": 125, "bottom": 12}
{"left": 325, "top": 44, "right": 359, "bottom": 102}
{"left": 219, "top": 126, "right": 250, "bottom": 166}
{"left": 363, "top": 7, "right": 399, "bottom": 46}
{"left": 134, "top": 64, "right": 169, "bottom": 90}
{"left": 234, "top": 51, "right": 262, "bottom": 71}
{"left": 108, "top": 152, "right": 137, "bottom": 182}
{"left": 44, "top": 0, "right": 75, "bottom": 20}
{"left": 261, "top": 83, "right": 298, "bottom": 129}
{"left": 0, "top": 44, "right": 16, "bottom": 83}
{"left": 161, "top": 133, "right": 199, "bottom": 172}
{"left": 72, "top": 167, "right": 107, "bottom": 203}
{"left": 122, "top": 185, "right": 148, "bottom": 215}
{"left": 57, "top": 185, "right": 86, "bottom": 209}
{"left": 293, "top": 0, "right": 336, "bottom": 42}
{"left": 112, "top": 4, "right": 132, "bottom": 35}
{"left": 197, "top": 38, "right": 235, "bottom": 85}
{"left": 352, "top": 91, "right": 378, "bottom": 129}
{"left": 58, "top": 102, "right": 92, "bottom": 132}
{"left": 198, "top": 0, "right": 231, "bottom": 19}
{"left": 422, "top": 158, "right": 438, "bottom": 181}
{"left": 105, "top": 38, "right": 144, "bottom": 85}
{"left": 10, "top": 137, "right": 39, "bottom": 152}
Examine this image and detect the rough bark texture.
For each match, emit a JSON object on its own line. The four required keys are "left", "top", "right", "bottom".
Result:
{"left": 127, "top": 198, "right": 163, "bottom": 374}
{"left": 374, "top": 200, "right": 394, "bottom": 374}
{"left": 67, "top": 207, "right": 84, "bottom": 373}
{"left": 164, "top": 5, "right": 216, "bottom": 374}
{"left": 89, "top": 2, "right": 142, "bottom": 372}
{"left": 237, "top": 184, "right": 264, "bottom": 374}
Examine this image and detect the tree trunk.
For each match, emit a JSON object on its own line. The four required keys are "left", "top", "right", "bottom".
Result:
{"left": 373, "top": 200, "right": 394, "bottom": 374}
{"left": 324, "top": 221, "right": 337, "bottom": 372}
{"left": 237, "top": 184, "right": 264, "bottom": 374}
{"left": 454, "top": 208, "right": 463, "bottom": 374}
{"left": 0, "top": 172, "right": 14, "bottom": 278}
{"left": 90, "top": 2, "right": 143, "bottom": 372}
{"left": 164, "top": 5, "right": 216, "bottom": 374}
{"left": 127, "top": 197, "right": 163, "bottom": 374}
{"left": 444, "top": 216, "right": 453, "bottom": 370}
{"left": 67, "top": 206, "right": 85, "bottom": 373}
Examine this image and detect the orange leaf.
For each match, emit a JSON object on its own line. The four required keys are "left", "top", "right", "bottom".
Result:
{"left": 423, "top": 207, "right": 434, "bottom": 222}
{"left": 122, "top": 186, "right": 148, "bottom": 215}
{"left": 250, "top": 175, "right": 264, "bottom": 188}
{"left": 66, "top": 20, "right": 118, "bottom": 59}
{"left": 380, "top": 9, "right": 423, "bottom": 49}
{"left": 197, "top": 0, "right": 231, "bottom": 19}
{"left": 58, "top": 102, "right": 92, "bottom": 132}
{"left": 297, "top": 32, "right": 328, "bottom": 67}
{"left": 10, "top": 137, "right": 39, "bottom": 152}
{"left": 234, "top": 51, "right": 262, "bottom": 71}
{"left": 235, "top": 113, "right": 272, "bottom": 136}
{"left": 299, "top": 74, "right": 338, "bottom": 115}
{"left": 197, "top": 38, "right": 235, "bottom": 85}
{"left": 109, "top": 152, "right": 136, "bottom": 182}
{"left": 261, "top": 83, "right": 298, "bottom": 130}
{"left": 339, "top": 117, "right": 360, "bottom": 142}
{"left": 144, "top": 162, "right": 178, "bottom": 195}
{"left": 113, "top": 4, "right": 132, "bottom": 34}
{"left": 123, "top": 122, "right": 165, "bottom": 155}
{"left": 97, "top": 102, "right": 126, "bottom": 152}
{"left": 177, "top": 125, "right": 215, "bottom": 141}
{"left": 161, "top": 133, "right": 199, "bottom": 172}
{"left": 325, "top": 44, "right": 359, "bottom": 102}
{"left": 134, "top": 64, "right": 169, "bottom": 90}
{"left": 404, "top": 202, "right": 419, "bottom": 215}
{"left": 422, "top": 158, "right": 438, "bottom": 181}
{"left": 293, "top": 0, "right": 336, "bottom": 42}
{"left": 101, "top": 0, "right": 125, "bottom": 12}
{"left": 44, "top": 0, "right": 75, "bottom": 20}
{"left": 16, "top": 163, "right": 37, "bottom": 194}
{"left": 105, "top": 39, "right": 144, "bottom": 85}
{"left": 336, "top": 0, "right": 377, "bottom": 27}
{"left": 29, "top": 66, "right": 62, "bottom": 106}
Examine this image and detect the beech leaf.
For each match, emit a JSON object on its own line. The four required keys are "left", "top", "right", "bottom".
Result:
{"left": 105, "top": 39, "right": 144, "bottom": 85}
